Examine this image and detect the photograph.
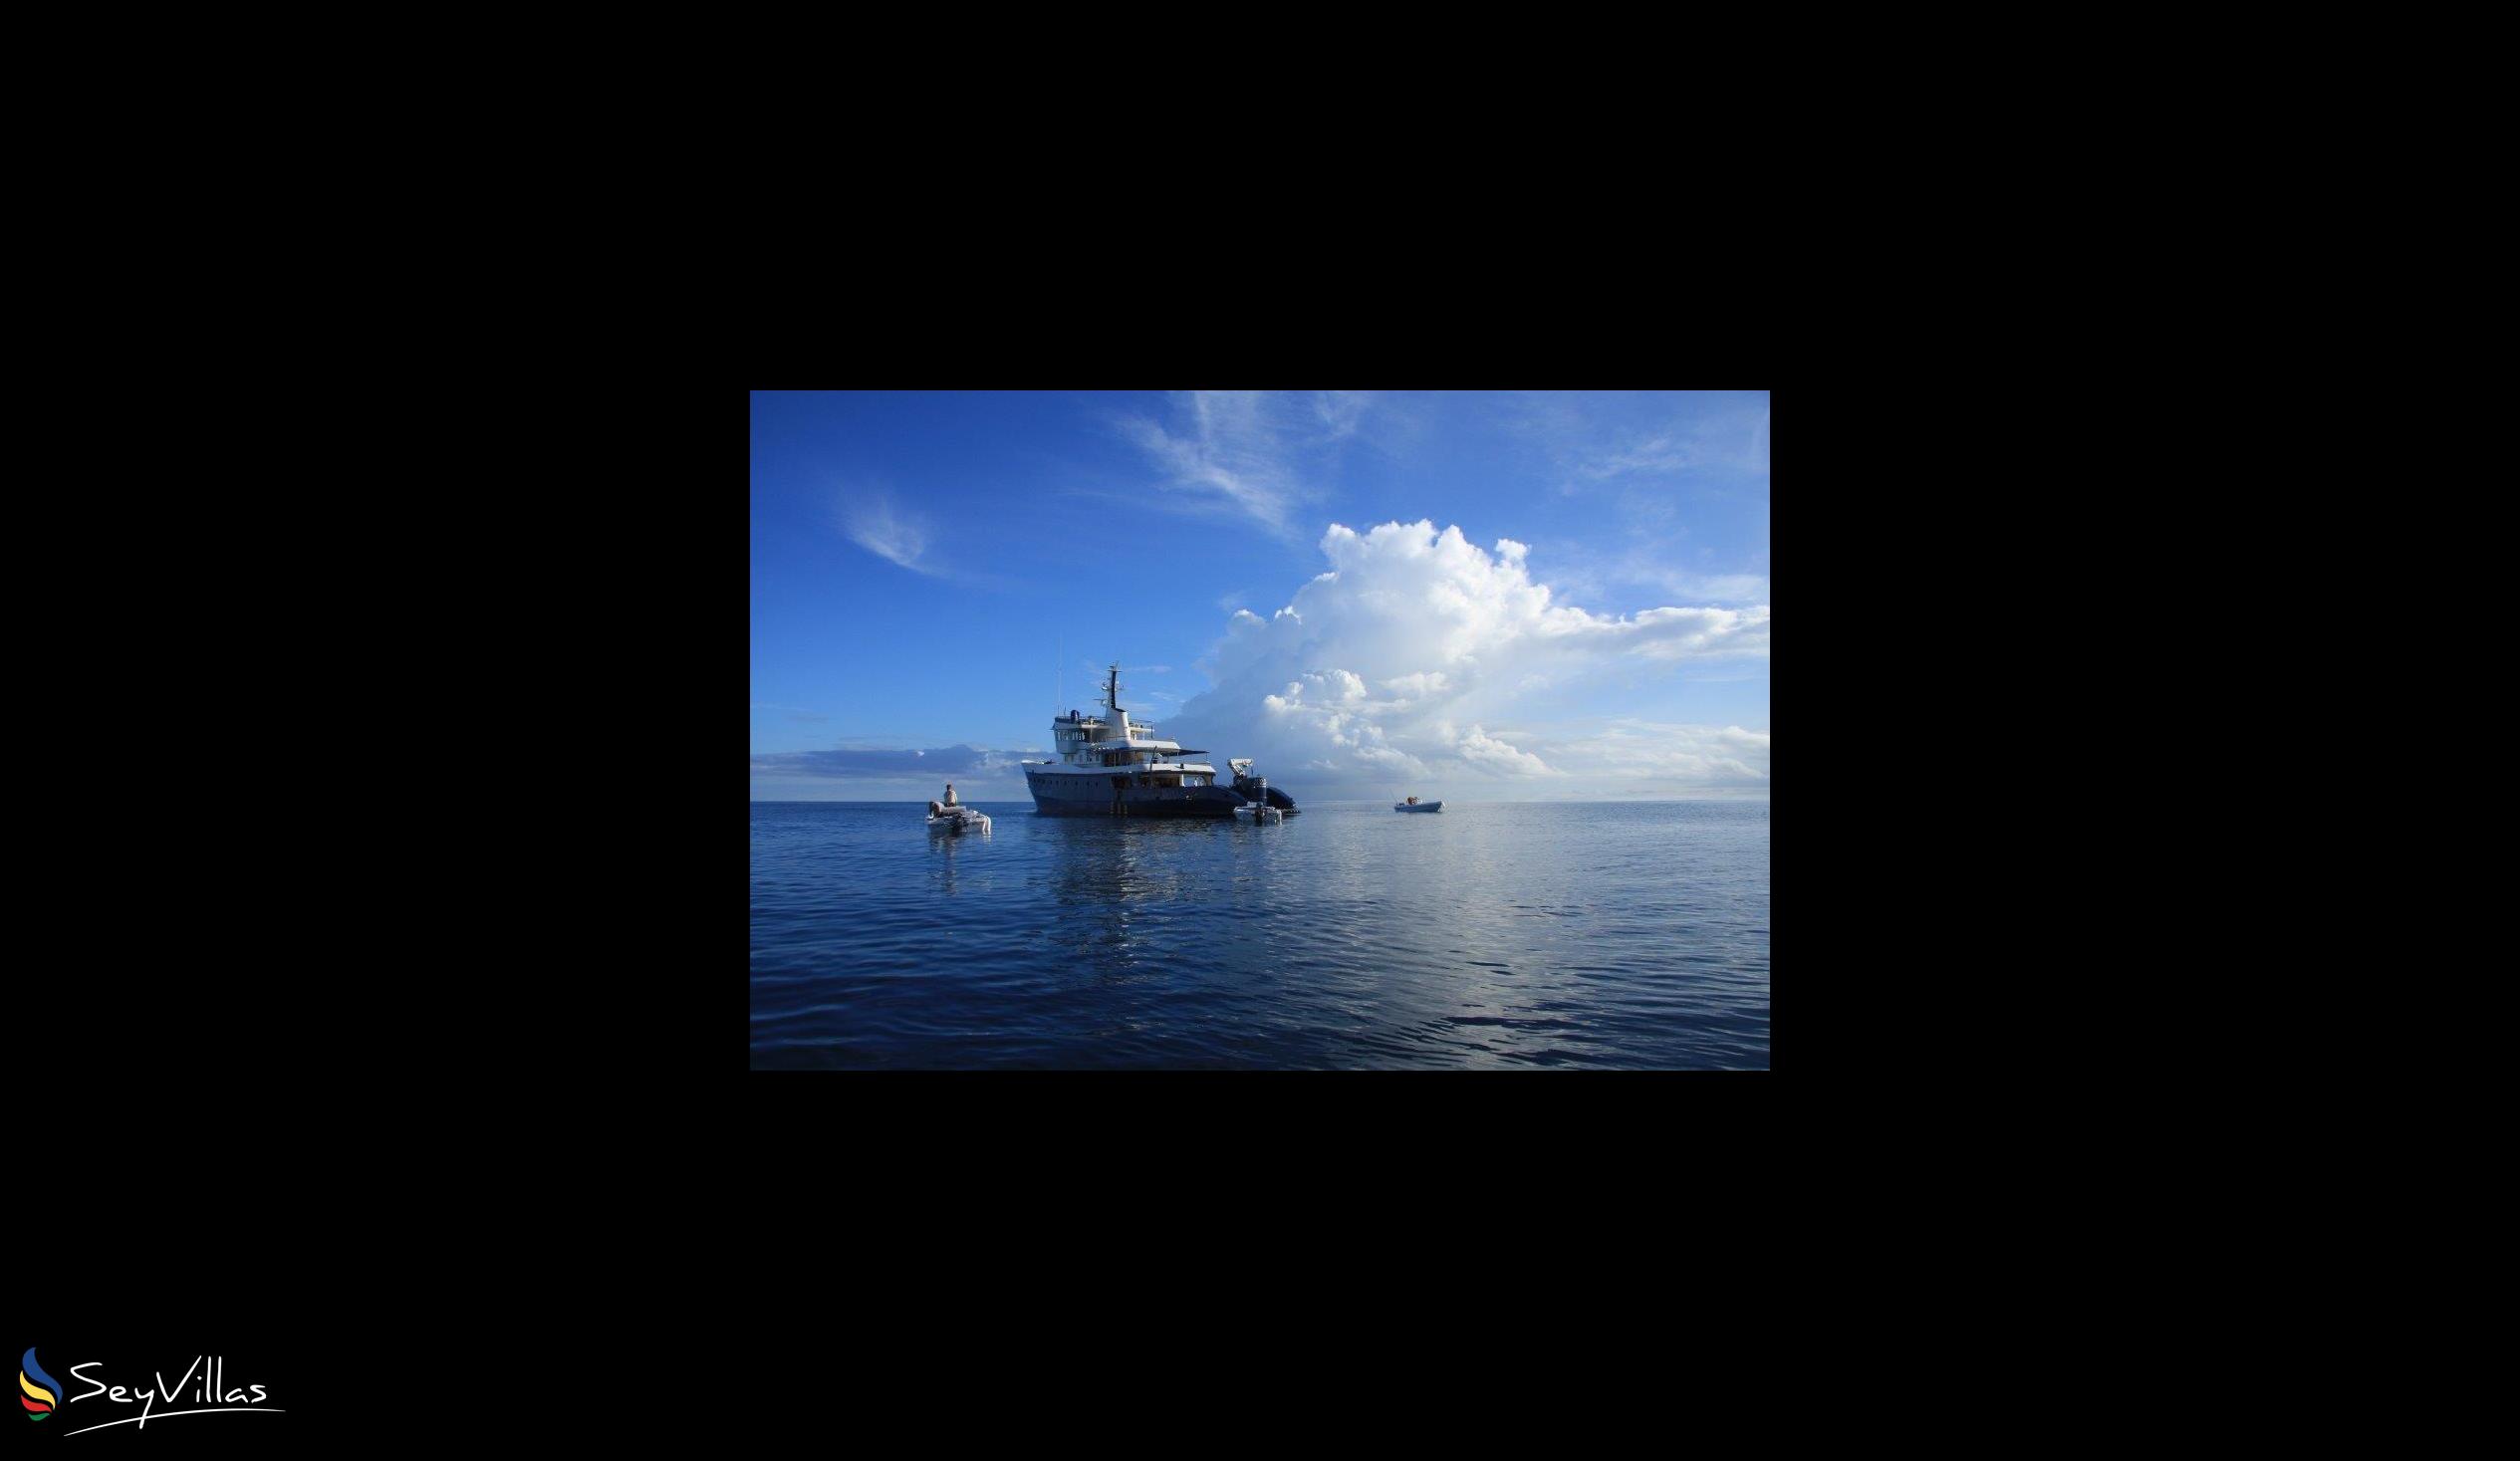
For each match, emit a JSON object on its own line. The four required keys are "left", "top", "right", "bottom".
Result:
{"left": 751, "top": 389, "right": 1769, "bottom": 1070}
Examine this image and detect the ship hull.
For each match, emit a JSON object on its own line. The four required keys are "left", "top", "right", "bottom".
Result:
{"left": 1026, "top": 773, "right": 1244, "bottom": 818}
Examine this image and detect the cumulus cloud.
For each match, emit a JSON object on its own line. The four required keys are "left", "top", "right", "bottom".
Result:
{"left": 1455, "top": 724, "right": 1562, "bottom": 777}
{"left": 1161, "top": 520, "right": 1769, "bottom": 798}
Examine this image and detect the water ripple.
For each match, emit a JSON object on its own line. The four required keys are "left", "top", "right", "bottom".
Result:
{"left": 752, "top": 800, "right": 1769, "bottom": 1069}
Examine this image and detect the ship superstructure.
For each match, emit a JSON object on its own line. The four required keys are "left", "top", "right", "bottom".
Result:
{"left": 1023, "top": 665, "right": 1246, "bottom": 818}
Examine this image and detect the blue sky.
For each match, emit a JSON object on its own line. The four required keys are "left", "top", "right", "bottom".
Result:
{"left": 752, "top": 390, "right": 1769, "bottom": 801}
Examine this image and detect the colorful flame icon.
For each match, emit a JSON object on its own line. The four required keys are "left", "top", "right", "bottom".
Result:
{"left": 21, "top": 1347, "right": 61, "bottom": 1421}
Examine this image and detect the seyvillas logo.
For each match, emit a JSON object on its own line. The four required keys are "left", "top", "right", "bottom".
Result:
{"left": 21, "top": 1348, "right": 61, "bottom": 1420}
{"left": 17, "top": 1347, "right": 283, "bottom": 1435}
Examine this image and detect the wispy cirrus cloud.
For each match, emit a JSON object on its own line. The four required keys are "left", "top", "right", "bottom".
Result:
{"left": 1313, "top": 389, "right": 1372, "bottom": 440}
{"left": 1579, "top": 434, "right": 1701, "bottom": 479}
{"left": 1509, "top": 402, "right": 1770, "bottom": 607}
{"left": 1569, "top": 499, "right": 1770, "bottom": 604}
{"left": 836, "top": 487, "right": 1012, "bottom": 587}
{"left": 838, "top": 489, "right": 938, "bottom": 574}
{"left": 1576, "top": 404, "right": 1770, "bottom": 485}
{"left": 1503, "top": 392, "right": 1770, "bottom": 498}
{"left": 1107, "top": 390, "right": 1376, "bottom": 539}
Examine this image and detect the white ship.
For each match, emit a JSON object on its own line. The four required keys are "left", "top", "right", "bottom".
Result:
{"left": 1023, "top": 665, "right": 1245, "bottom": 818}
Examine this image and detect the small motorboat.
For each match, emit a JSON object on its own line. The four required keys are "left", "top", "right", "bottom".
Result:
{"left": 926, "top": 798, "right": 991, "bottom": 834}
{"left": 1394, "top": 796, "right": 1442, "bottom": 813}
{"left": 1233, "top": 800, "right": 1283, "bottom": 824}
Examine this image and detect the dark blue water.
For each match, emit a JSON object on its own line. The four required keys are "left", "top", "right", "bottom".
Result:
{"left": 751, "top": 800, "right": 1769, "bottom": 1069}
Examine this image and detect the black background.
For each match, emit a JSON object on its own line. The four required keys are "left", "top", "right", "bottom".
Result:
{"left": 13, "top": 291, "right": 1933, "bottom": 1440}
{"left": 13, "top": 1205, "right": 358, "bottom": 1447}
{"left": 14, "top": 1151, "right": 397, "bottom": 1447}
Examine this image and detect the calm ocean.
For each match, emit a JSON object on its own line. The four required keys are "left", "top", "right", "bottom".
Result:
{"left": 751, "top": 800, "right": 1769, "bottom": 1070}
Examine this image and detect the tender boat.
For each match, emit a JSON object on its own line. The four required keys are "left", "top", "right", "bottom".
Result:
{"left": 1233, "top": 800, "right": 1283, "bottom": 824}
{"left": 1394, "top": 796, "right": 1442, "bottom": 813}
{"left": 926, "top": 794, "right": 991, "bottom": 834}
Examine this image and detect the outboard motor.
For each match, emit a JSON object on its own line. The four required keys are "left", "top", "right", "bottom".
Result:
{"left": 1227, "top": 758, "right": 1299, "bottom": 814}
